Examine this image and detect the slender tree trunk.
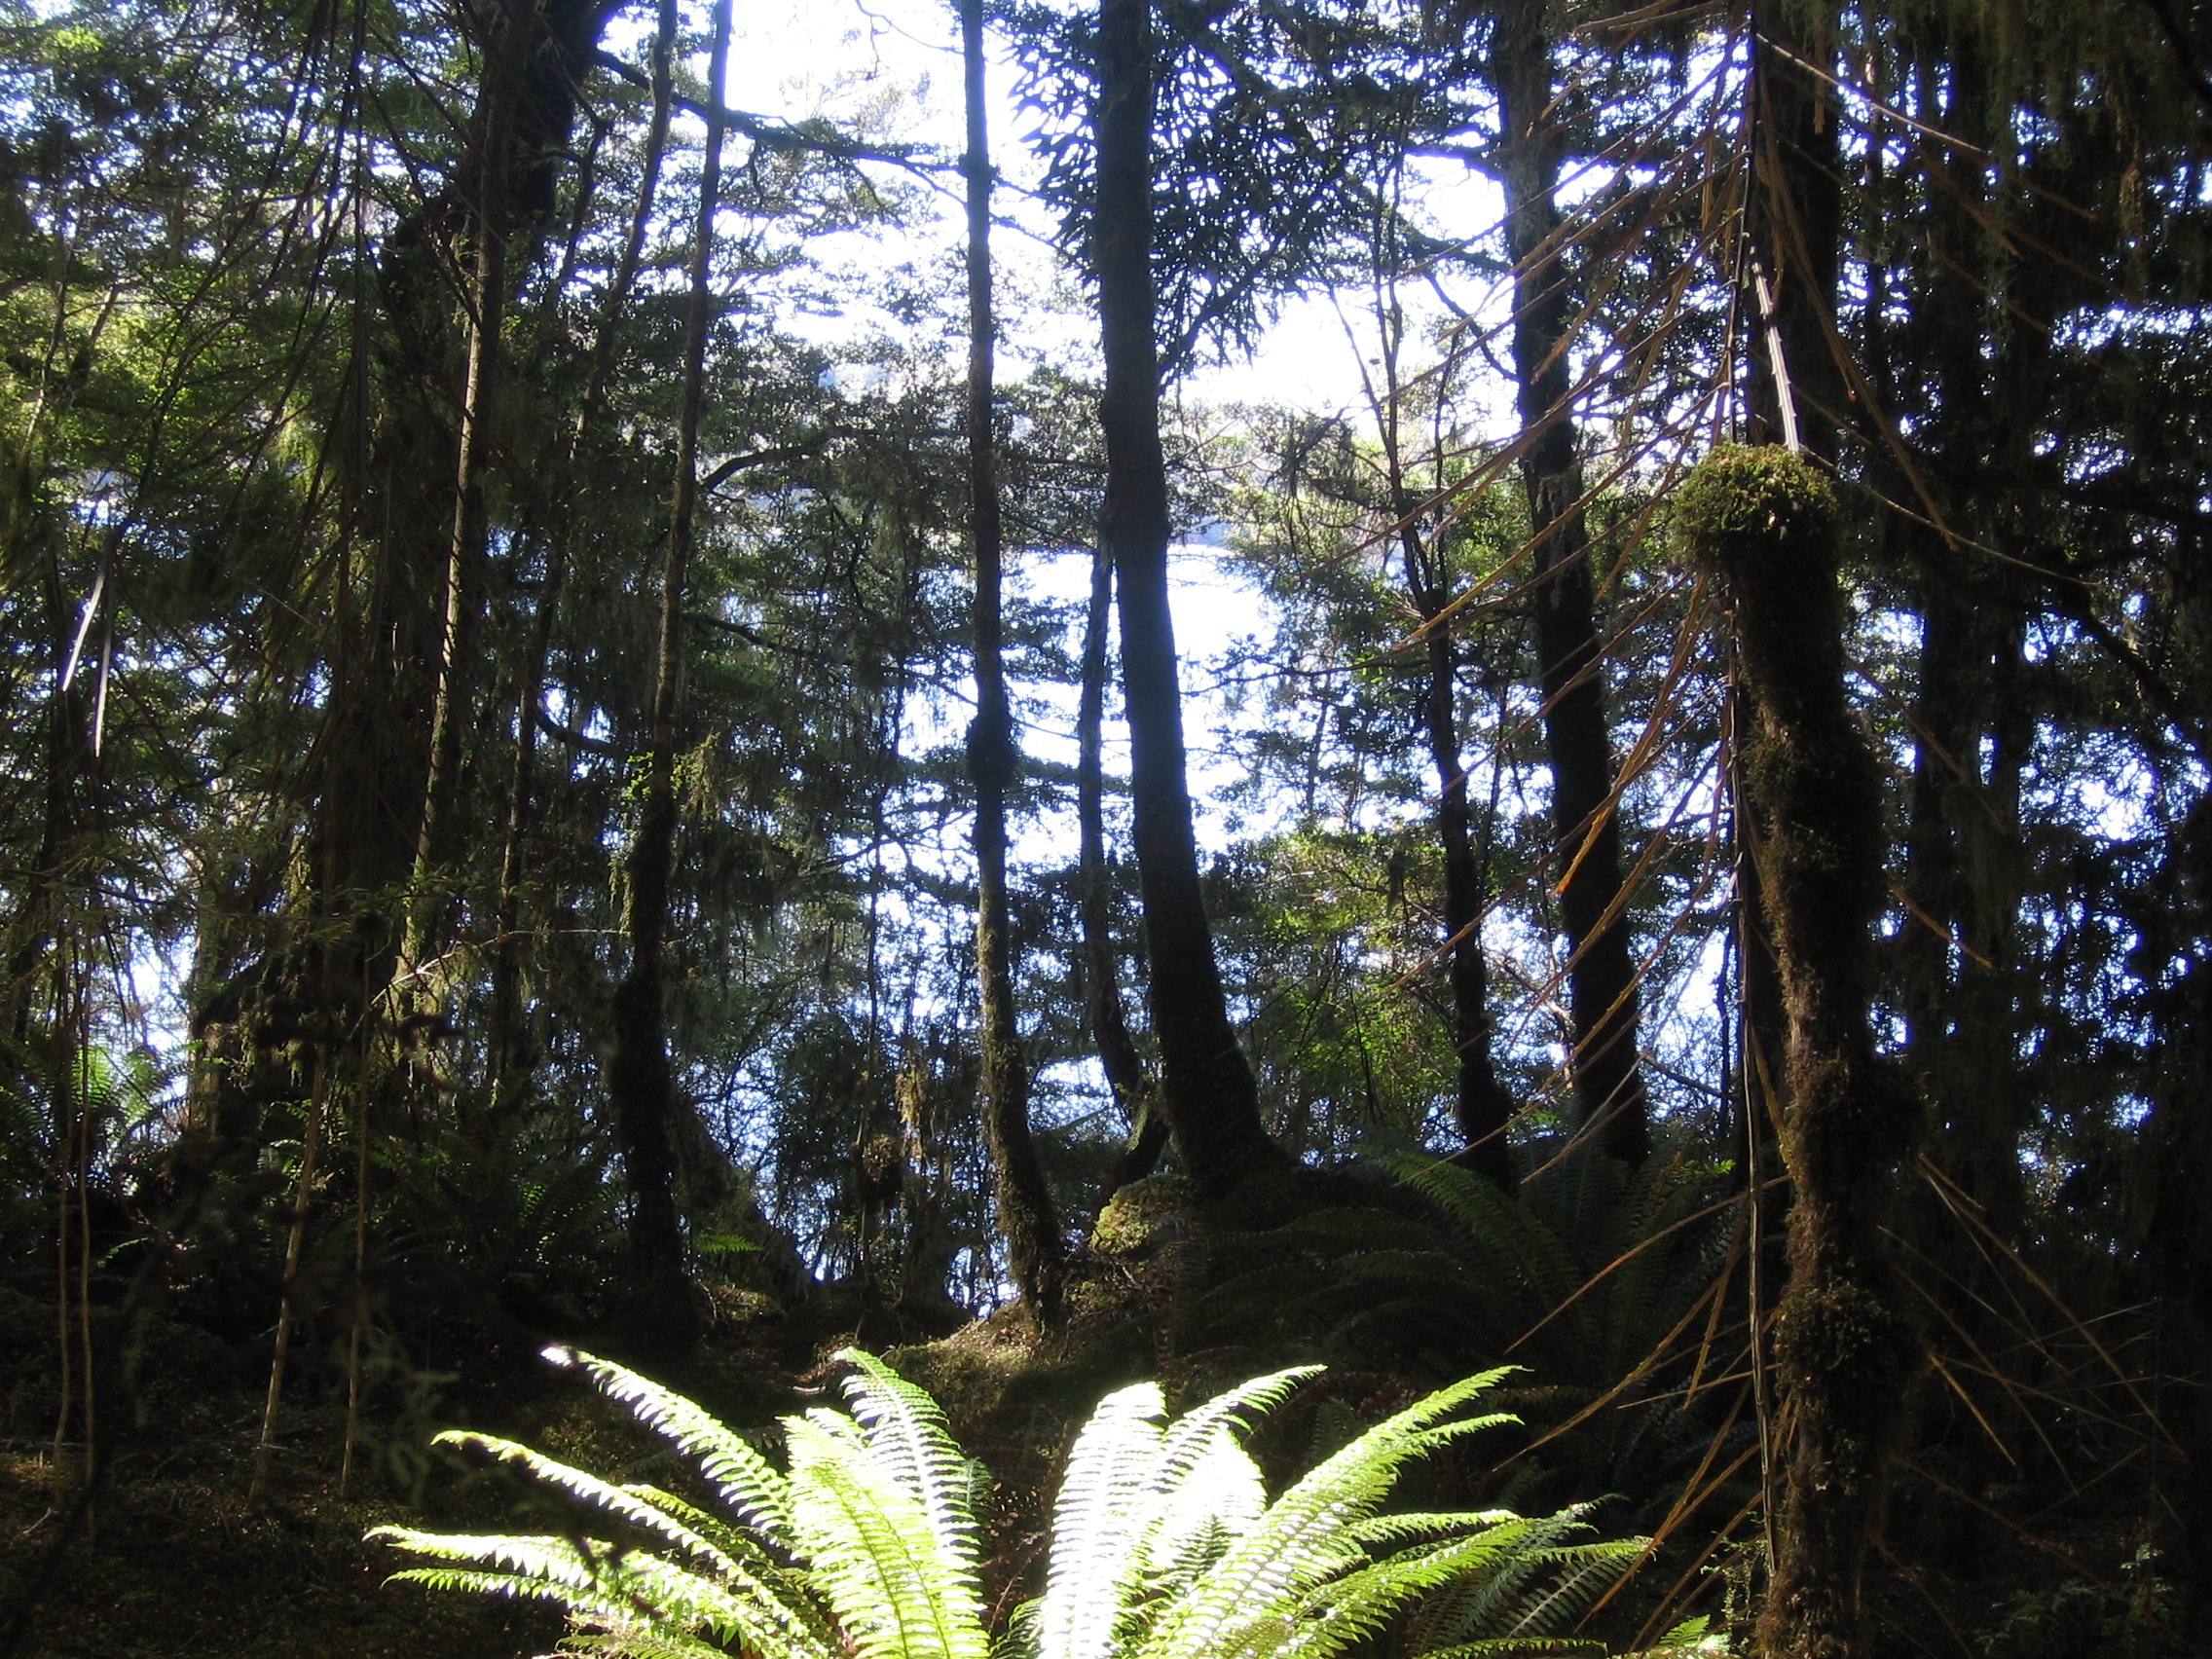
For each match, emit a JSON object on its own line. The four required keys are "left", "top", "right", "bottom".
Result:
{"left": 1381, "top": 427, "right": 1516, "bottom": 1180}
{"left": 606, "top": 0, "right": 731, "bottom": 1358}
{"left": 1092, "top": 0, "right": 1286, "bottom": 1198}
{"left": 1080, "top": 545, "right": 1167, "bottom": 1195}
{"left": 1681, "top": 449, "right": 1921, "bottom": 1659}
{"left": 1747, "top": 0, "right": 1844, "bottom": 461}
{"left": 1415, "top": 562, "right": 1517, "bottom": 1184}
{"left": 489, "top": 0, "right": 678, "bottom": 1120}
{"left": 1493, "top": 0, "right": 1648, "bottom": 1166}
{"left": 405, "top": 0, "right": 525, "bottom": 969}
{"left": 1356, "top": 244, "right": 1516, "bottom": 1180}
{"left": 962, "top": 0, "right": 1062, "bottom": 1315}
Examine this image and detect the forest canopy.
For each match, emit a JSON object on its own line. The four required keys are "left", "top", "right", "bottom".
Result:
{"left": 1, "top": 0, "right": 2208, "bottom": 1651}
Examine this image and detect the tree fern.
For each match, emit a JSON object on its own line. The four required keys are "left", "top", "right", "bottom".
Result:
{"left": 374, "top": 1347, "right": 1679, "bottom": 1659}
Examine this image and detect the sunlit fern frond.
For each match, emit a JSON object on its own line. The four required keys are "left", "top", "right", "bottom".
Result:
{"left": 378, "top": 1350, "right": 1641, "bottom": 1659}
{"left": 431, "top": 1431, "right": 745, "bottom": 1577}
{"left": 836, "top": 1346, "right": 983, "bottom": 1566}
{"left": 1033, "top": 1366, "right": 1318, "bottom": 1659}
{"left": 372, "top": 1349, "right": 967, "bottom": 1659}
{"left": 370, "top": 1528, "right": 839, "bottom": 1659}
{"left": 782, "top": 1404, "right": 990, "bottom": 1659}
{"left": 545, "top": 1344, "right": 796, "bottom": 1544}
{"left": 1138, "top": 1367, "right": 1523, "bottom": 1659}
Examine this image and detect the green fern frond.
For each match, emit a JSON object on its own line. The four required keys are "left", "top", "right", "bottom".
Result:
{"left": 379, "top": 1349, "right": 1641, "bottom": 1659}
{"left": 785, "top": 1408, "right": 989, "bottom": 1659}
{"left": 545, "top": 1345, "right": 795, "bottom": 1544}
{"left": 430, "top": 1431, "right": 739, "bottom": 1577}
{"left": 562, "top": 1628, "right": 733, "bottom": 1659}
{"left": 1036, "top": 1380, "right": 1169, "bottom": 1659}
{"left": 375, "top": 1525, "right": 839, "bottom": 1659}
{"left": 1133, "top": 1369, "right": 1523, "bottom": 1659}
{"left": 1037, "top": 1365, "right": 1320, "bottom": 1659}
{"left": 1262, "top": 1526, "right": 1570, "bottom": 1659}
{"left": 623, "top": 1485, "right": 806, "bottom": 1583}
{"left": 835, "top": 1346, "right": 982, "bottom": 1565}
{"left": 1342, "top": 1509, "right": 1526, "bottom": 1548}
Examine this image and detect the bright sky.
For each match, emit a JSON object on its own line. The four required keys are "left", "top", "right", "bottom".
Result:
{"left": 702, "top": 0, "right": 1513, "bottom": 861}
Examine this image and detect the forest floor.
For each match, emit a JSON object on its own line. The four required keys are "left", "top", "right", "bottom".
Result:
{"left": 0, "top": 1280, "right": 863, "bottom": 1659}
{"left": 0, "top": 1402, "right": 581, "bottom": 1659}
{"left": 0, "top": 1446, "right": 563, "bottom": 1659}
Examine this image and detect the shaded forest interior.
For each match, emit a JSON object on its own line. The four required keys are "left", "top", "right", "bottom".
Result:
{"left": 1, "top": 0, "right": 2208, "bottom": 1652}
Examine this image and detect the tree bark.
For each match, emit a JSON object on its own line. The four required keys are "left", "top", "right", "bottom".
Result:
{"left": 1680, "top": 448, "right": 1921, "bottom": 1659}
{"left": 1079, "top": 545, "right": 1168, "bottom": 1195}
{"left": 1092, "top": 0, "right": 1287, "bottom": 1197}
{"left": 1493, "top": 0, "right": 1648, "bottom": 1167}
{"left": 963, "top": 0, "right": 1063, "bottom": 1316}
{"left": 606, "top": 0, "right": 731, "bottom": 1359}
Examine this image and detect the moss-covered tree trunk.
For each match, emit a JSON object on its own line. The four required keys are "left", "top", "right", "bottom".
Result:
{"left": 1680, "top": 447, "right": 1920, "bottom": 1659}
{"left": 1493, "top": 0, "right": 1647, "bottom": 1167}
{"left": 962, "top": 0, "right": 1062, "bottom": 1314}
{"left": 1092, "top": 0, "right": 1286, "bottom": 1197}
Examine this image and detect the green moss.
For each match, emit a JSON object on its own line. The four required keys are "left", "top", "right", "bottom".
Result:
{"left": 1089, "top": 1172, "right": 1198, "bottom": 1256}
{"left": 1673, "top": 444, "right": 1837, "bottom": 573}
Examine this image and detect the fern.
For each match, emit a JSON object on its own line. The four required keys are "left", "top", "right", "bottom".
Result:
{"left": 375, "top": 1348, "right": 1659, "bottom": 1659}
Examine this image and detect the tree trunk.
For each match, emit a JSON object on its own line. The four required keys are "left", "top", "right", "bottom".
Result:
{"left": 1746, "top": 0, "right": 1844, "bottom": 461}
{"left": 1079, "top": 545, "right": 1167, "bottom": 1196}
{"left": 2144, "top": 804, "right": 2212, "bottom": 1657}
{"left": 606, "top": 0, "right": 731, "bottom": 1359}
{"left": 1680, "top": 448, "right": 1921, "bottom": 1659}
{"left": 1381, "top": 434, "right": 1515, "bottom": 1180}
{"left": 963, "top": 0, "right": 1063, "bottom": 1316}
{"left": 489, "top": 0, "right": 678, "bottom": 1121}
{"left": 1092, "top": 0, "right": 1286, "bottom": 1197}
{"left": 1493, "top": 0, "right": 1647, "bottom": 1167}
{"left": 403, "top": 63, "right": 510, "bottom": 968}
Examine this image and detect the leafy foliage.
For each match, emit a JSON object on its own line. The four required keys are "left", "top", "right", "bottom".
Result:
{"left": 373, "top": 1347, "right": 1677, "bottom": 1659}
